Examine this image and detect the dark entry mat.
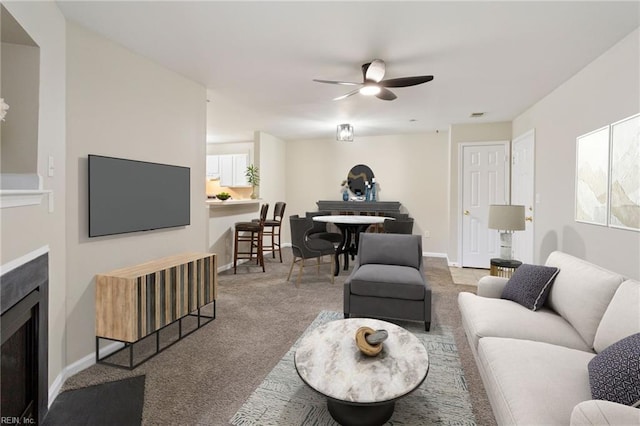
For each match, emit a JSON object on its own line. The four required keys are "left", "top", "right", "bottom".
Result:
{"left": 43, "top": 375, "right": 145, "bottom": 426}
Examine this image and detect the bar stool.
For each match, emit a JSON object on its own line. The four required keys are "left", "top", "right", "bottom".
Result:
{"left": 255, "top": 201, "right": 286, "bottom": 262}
{"left": 233, "top": 203, "right": 269, "bottom": 274}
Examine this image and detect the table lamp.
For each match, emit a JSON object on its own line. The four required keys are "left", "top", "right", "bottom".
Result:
{"left": 488, "top": 204, "right": 525, "bottom": 260}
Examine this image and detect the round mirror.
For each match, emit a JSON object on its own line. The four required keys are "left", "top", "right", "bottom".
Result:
{"left": 347, "top": 164, "right": 374, "bottom": 196}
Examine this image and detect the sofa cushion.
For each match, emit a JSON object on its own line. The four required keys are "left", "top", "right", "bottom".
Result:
{"left": 350, "top": 264, "right": 426, "bottom": 300}
{"left": 571, "top": 400, "right": 640, "bottom": 425}
{"left": 594, "top": 279, "right": 640, "bottom": 353}
{"left": 545, "top": 251, "right": 625, "bottom": 348}
{"left": 458, "top": 292, "right": 591, "bottom": 352}
{"left": 501, "top": 264, "right": 559, "bottom": 310}
{"left": 357, "top": 233, "right": 422, "bottom": 269}
{"left": 588, "top": 333, "right": 640, "bottom": 407}
{"left": 478, "top": 337, "right": 594, "bottom": 425}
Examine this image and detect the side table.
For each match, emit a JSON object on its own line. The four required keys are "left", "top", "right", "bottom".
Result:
{"left": 490, "top": 258, "right": 522, "bottom": 278}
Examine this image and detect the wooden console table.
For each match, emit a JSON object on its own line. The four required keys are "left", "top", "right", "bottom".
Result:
{"left": 95, "top": 252, "right": 217, "bottom": 369}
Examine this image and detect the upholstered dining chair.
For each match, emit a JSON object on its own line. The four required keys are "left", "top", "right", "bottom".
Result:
{"left": 233, "top": 203, "right": 269, "bottom": 274}
{"left": 383, "top": 217, "right": 414, "bottom": 234}
{"left": 288, "top": 215, "right": 336, "bottom": 287}
{"left": 254, "top": 201, "right": 286, "bottom": 262}
{"left": 382, "top": 212, "right": 409, "bottom": 220}
{"left": 305, "top": 211, "right": 343, "bottom": 244}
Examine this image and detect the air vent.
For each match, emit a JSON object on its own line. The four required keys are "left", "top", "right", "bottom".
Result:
{"left": 470, "top": 112, "right": 485, "bottom": 118}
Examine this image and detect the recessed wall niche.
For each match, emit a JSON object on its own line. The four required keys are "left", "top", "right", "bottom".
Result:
{"left": 1, "top": 5, "right": 40, "bottom": 183}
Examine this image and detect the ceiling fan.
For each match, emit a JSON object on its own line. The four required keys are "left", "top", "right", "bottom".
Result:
{"left": 313, "top": 59, "right": 434, "bottom": 101}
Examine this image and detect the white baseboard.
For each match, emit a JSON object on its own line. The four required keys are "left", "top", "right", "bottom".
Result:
{"left": 216, "top": 243, "right": 293, "bottom": 273}
{"left": 48, "top": 341, "right": 124, "bottom": 407}
{"left": 423, "top": 251, "right": 450, "bottom": 264}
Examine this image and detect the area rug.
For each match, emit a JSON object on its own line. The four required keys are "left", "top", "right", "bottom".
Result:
{"left": 229, "top": 311, "right": 476, "bottom": 425}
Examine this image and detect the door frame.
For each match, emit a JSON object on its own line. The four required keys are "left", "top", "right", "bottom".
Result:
{"left": 511, "top": 128, "right": 536, "bottom": 263}
{"left": 457, "top": 140, "right": 511, "bottom": 268}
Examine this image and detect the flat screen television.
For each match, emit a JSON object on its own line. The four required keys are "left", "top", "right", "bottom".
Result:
{"left": 88, "top": 155, "right": 190, "bottom": 237}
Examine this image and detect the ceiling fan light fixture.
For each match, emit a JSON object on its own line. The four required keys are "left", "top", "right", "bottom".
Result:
{"left": 359, "top": 84, "right": 381, "bottom": 96}
{"left": 336, "top": 123, "right": 354, "bottom": 141}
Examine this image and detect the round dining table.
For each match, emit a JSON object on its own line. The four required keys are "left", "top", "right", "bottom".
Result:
{"left": 312, "top": 215, "right": 393, "bottom": 275}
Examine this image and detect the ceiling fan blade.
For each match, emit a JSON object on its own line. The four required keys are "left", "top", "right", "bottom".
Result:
{"left": 376, "top": 88, "right": 397, "bottom": 101}
{"left": 313, "top": 79, "right": 362, "bottom": 86}
{"left": 380, "top": 75, "right": 434, "bottom": 88}
{"left": 333, "top": 88, "right": 360, "bottom": 101}
{"left": 363, "top": 59, "right": 386, "bottom": 82}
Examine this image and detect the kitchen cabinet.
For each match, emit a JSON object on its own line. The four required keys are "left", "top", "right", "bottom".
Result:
{"left": 206, "top": 155, "right": 220, "bottom": 179}
{"left": 208, "top": 154, "right": 249, "bottom": 187}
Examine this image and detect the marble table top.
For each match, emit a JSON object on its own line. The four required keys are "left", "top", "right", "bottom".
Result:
{"left": 312, "top": 215, "right": 393, "bottom": 225}
{"left": 294, "top": 318, "right": 429, "bottom": 404}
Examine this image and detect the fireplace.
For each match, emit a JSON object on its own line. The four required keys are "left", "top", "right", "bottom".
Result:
{"left": 1, "top": 251, "right": 48, "bottom": 425}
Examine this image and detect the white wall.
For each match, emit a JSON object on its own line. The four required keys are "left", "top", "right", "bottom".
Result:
{"left": 513, "top": 28, "right": 640, "bottom": 279}
{"left": 285, "top": 132, "right": 449, "bottom": 254}
{"left": 0, "top": 0, "right": 67, "bottom": 393}
{"left": 255, "top": 131, "right": 286, "bottom": 213}
{"left": 65, "top": 22, "right": 208, "bottom": 363}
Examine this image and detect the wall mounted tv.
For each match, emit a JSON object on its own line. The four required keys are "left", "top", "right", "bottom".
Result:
{"left": 88, "top": 155, "right": 190, "bottom": 237}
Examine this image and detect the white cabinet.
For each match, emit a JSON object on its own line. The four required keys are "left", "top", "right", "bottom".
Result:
{"left": 219, "top": 155, "right": 234, "bottom": 186}
{"left": 209, "top": 154, "right": 249, "bottom": 187}
{"left": 206, "top": 155, "right": 220, "bottom": 179}
{"left": 232, "top": 154, "right": 248, "bottom": 186}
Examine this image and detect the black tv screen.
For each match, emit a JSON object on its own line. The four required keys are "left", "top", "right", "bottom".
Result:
{"left": 88, "top": 155, "right": 190, "bottom": 237}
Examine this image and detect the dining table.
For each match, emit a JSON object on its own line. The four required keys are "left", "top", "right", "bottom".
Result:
{"left": 312, "top": 215, "right": 394, "bottom": 275}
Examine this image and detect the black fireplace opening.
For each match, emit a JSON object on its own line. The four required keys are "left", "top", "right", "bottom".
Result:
{"left": 1, "top": 252, "right": 49, "bottom": 425}
{"left": 1, "top": 289, "right": 40, "bottom": 423}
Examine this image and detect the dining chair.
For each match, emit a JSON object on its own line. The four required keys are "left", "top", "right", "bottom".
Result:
{"left": 288, "top": 215, "right": 335, "bottom": 286}
{"left": 305, "top": 211, "right": 343, "bottom": 244}
{"left": 383, "top": 217, "right": 414, "bottom": 234}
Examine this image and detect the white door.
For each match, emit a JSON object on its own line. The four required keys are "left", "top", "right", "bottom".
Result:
{"left": 511, "top": 130, "right": 535, "bottom": 263}
{"left": 461, "top": 142, "right": 510, "bottom": 268}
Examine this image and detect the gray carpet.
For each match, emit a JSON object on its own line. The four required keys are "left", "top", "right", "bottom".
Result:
{"left": 230, "top": 311, "right": 475, "bottom": 425}
{"left": 60, "top": 249, "right": 496, "bottom": 426}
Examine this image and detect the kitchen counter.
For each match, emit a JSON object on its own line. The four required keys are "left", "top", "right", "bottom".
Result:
{"left": 206, "top": 199, "right": 260, "bottom": 207}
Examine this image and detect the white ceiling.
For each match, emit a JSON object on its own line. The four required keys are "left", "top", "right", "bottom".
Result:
{"left": 56, "top": 1, "right": 639, "bottom": 143}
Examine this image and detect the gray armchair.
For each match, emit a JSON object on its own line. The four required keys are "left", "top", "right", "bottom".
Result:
{"left": 344, "top": 233, "right": 432, "bottom": 331}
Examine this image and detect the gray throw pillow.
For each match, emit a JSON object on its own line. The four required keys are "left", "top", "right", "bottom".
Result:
{"left": 500, "top": 264, "right": 559, "bottom": 310}
{"left": 588, "top": 333, "right": 640, "bottom": 407}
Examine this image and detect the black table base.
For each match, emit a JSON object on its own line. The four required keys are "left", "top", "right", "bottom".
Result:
{"left": 327, "top": 399, "right": 395, "bottom": 426}
{"left": 333, "top": 224, "right": 371, "bottom": 275}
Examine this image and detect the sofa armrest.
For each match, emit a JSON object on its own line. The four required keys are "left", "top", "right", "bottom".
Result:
{"left": 570, "top": 400, "right": 640, "bottom": 425}
{"left": 476, "top": 276, "right": 509, "bottom": 298}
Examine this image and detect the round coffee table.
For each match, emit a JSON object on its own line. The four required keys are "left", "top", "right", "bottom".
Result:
{"left": 294, "top": 318, "right": 429, "bottom": 426}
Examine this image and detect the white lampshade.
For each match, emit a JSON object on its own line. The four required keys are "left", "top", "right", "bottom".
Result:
{"left": 336, "top": 123, "right": 354, "bottom": 141}
{"left": 488, "top": 205, "right": 525, "bottom": 231}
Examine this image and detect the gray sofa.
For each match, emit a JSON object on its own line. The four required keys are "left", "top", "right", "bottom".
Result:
{"left": 343, "top": 233, "right": 432, "bottom": 331}
{"left": 458, "top": 251, "right": 640, "bottom": 425}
